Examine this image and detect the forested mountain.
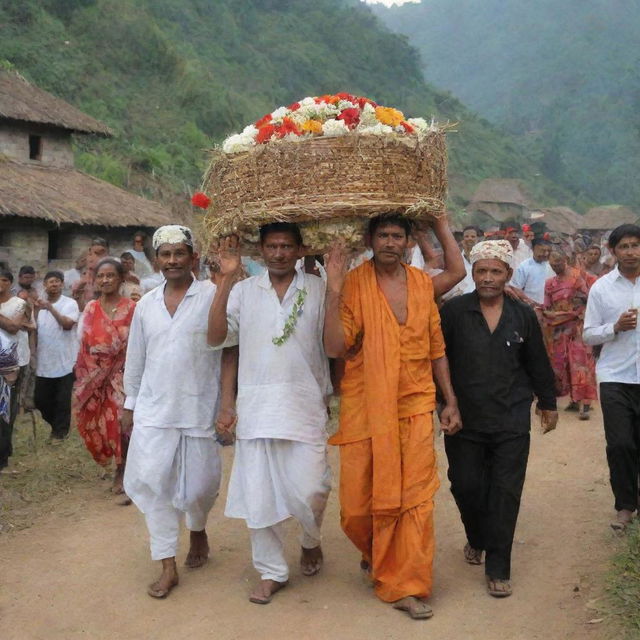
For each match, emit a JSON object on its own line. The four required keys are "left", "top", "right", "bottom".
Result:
{"left": 374, "top": 0, "right": 640, "bottom": 209}
{"left": 0, "top": 0, "right": 575, "bottom": 211}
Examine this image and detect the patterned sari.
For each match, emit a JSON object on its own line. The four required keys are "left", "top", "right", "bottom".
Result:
{"left": 74, "top": 298, "right": 136, "bottom": 465}
{"left": 543, "top": 268, "right": 597, "bottom": 402}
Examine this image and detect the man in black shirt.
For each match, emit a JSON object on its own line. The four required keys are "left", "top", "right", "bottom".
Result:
{"left": 439, "top": 239, "right": 558, "bottom": 598}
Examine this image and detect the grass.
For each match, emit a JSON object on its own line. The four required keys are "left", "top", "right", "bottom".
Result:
{"left": 0, "top": 411, "right": 106, "bottom": 533}
{"left": 604, "top": 521, "right": 640, "bottom": 638}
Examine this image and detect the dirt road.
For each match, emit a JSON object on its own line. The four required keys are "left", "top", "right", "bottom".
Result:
{"left": 1, "top": 409, "right": 615, "bottom": 640}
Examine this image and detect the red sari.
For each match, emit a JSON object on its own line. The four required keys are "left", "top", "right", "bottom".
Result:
{"left": 74, "top": 298, "right": 136, "bottom": 465}
{"left": 543, "top": 269, "right": 597, "bottom": 403}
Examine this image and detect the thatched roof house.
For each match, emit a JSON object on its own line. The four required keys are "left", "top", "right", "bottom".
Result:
{"left": 0, "top": 70, "right": 174, "bottom": 273}
{"left": 580, "top": 205, "right": 639, "bottom": 231}
{"left": 466, "top": 178, "right": 532, "bottom": 223}
{"left": 529, "top": 206, "right": 584, "bottom": 236}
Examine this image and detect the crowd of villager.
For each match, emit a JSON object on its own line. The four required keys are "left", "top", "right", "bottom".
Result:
{"left": 1, "top": 215, "right": 638, "bottom": 620}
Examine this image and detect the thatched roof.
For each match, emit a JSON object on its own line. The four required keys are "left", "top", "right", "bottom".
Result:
{"left": 529, "top": 206, "right": 584, "bottom": 235}
{"left": 468, "top": 179, "right": 531, "bottom": 207}
{"left": 0, "top": 158, "right": 173, "bottom": 227}
{"left": 0, "top": 70, "right": 112, "bottom": 136}
{"left": 580, "top": 205, "right": 639, "bottom": 230}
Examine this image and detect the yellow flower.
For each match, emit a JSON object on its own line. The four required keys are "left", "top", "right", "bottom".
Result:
{"left": 375, "top": 106, "right": 405, "bottom": 127}
{"left": 301, "top": 119, "right": 323, "bottom": 135}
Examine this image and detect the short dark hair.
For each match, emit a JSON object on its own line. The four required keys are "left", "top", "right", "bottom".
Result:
{"left": 532, "top": 237, "right": 552, "bottom": 248}
{"left": 44, "top": 270, "right": 64, "bottom": 282}
{"left": 120, "top": 251, "right": 135, "bottom": 261}
{"left": 500, "top": 221, "right": 520, "bottom": 232}
{"left": 18, "top": 265, "right": 35, "bottom": 276}
{"left": 96, "top": 258, "right": 125, "bottom": 279}
{"left": 463, "top": 225, "right": 483, "bottom": 236}
{"left": 368, "top": 213, "right": 412, "bottom": 238}
{"left": 91, "top": 237, "right": 109, "bottom": 248}
{"left": 259, "top": 222, "right": 303, "bottom": 246}
{"left": 609, "top": 224, "right": 640, "bottom": 249}
{"left": 0, "top": 269, "right": 14, "bottom": 283}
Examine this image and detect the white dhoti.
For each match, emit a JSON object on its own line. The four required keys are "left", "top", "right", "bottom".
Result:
{"left": 124, "top": 425, "right": 222, "bottom": 560}
{"left": 225, "top": 438, "right": 331, "bottom": 582}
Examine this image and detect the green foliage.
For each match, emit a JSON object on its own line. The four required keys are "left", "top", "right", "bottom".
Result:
{"left": 375, "top": 0, "right": 640, "bottom": 209}
{"left": 0, "top": 0, "right": 575, "bottom": 208}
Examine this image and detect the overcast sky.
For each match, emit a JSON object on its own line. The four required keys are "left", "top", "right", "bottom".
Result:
{"left": 363, "top": 0, "right": 420, "bottom": 6}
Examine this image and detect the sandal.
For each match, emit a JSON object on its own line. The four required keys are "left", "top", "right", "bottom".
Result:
{"left": 147, "top": 577, "right": 179, "bottom": 599}
{"left": 392, "top": 596, "right": 434, "bottom": 620}
{"left": 486, "top": 577, "right": 512, "bottom": 598}
{"left": 300, "top": 546, "right": 323, "bottom": 576}
{"left": 249, "top": 579, "right": 288, "bottom": 605}
{"left": 464, "top": 543, "right": 484, "bottom": 565}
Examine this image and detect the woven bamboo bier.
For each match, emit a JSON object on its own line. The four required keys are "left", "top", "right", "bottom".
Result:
{"left": 202, "top": 130, "right": 448, "bottom": 251}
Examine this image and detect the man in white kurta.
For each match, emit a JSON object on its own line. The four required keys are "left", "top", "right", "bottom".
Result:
{"left": 123, "top": 225, "right": 222, "bottom": 599}
{"left": 208, "top": 223, "right": 331, "bottom": 605}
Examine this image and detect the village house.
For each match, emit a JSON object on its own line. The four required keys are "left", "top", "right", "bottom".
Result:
{"left": 0, "top": 69, "right": 175, "bottom": 275}
{"left": 465, "top": 178, "right": 532, "bottom": 226}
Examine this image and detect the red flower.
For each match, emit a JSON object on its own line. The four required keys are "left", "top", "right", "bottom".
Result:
{"left": 288, "top": 101, "right": 301, "bottom": 111}
{"left": 277, "top": 117, "right": 301, "bottom": 137}
{"left": 336, "top": 92, "right": 355, "bottom": 103}
{"left": 256, "top": 124, "right": 276, "bottom": 144}
{"left": 337, "top": 108, "right": 360, "bottom": 129}
{"left": 191, "top": 192, "right": 211, "bottom": 209}
{"left": 356, "top": 96, "right": 378, "bottom": 109}
{"left": 314, "top": 97, "right": 323, "bottom": 104}
{"left": 255, "top": 113, "right": 272, "bottom": 129}
{"left": 400, "top": 121, "right": 414, "bottom": 134}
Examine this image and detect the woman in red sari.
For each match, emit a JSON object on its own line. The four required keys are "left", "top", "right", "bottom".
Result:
{"left": 543, "top": 250, "right": 597, "bottom": 420}
{"left": 74, "top": 259, "right": 136, "bottom": 501}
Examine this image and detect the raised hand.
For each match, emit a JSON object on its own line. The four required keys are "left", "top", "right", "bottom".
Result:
{"left": 217, "top": 235, "right": 242, "bottom": 278}
{"left": 324, "top": 241, "right": 349, "bottom": 294}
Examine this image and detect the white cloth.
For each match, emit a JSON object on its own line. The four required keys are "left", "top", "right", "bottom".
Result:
{"left": 510, "top": 257, "right": 553, "bottom": 304}
{"left": 220, "top": 269, "right": 331, "bottom": 444}
{"left": 124, "top": 425, "right": 221, "bottom": 560}
{"left": 129, "top": 249, "right": 153, "bottom": 277}
{"left": 512, "top": 238, "right": 533, "bottom": 269}
{"left": 0, "top": 297, "right": 27, "bottom": 366}
{"left": 123, "top": 278, "right": 221, "bottom": 429}
{"left": 63, "top": 268, "right": 82, "bottom": 297}
{"left": 461, "top": 253, "right": 475, "bottom": 294}
{"left": 409, "top": 245, "right": 426, "bottom": 271}
{"left": 140, "top": 272, "right": 165, "bottom": 294}
{"left": 250, "top": 524, "right": 290, "bottom": 583}
{"left": 583, "top": 267, "right": 640, "bottom": 383}
{"left": 35, "top": 295, "right": 79, "bottom": 378}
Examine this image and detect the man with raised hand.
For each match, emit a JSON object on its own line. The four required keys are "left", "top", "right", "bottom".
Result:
{"left": 208, "top": 223, "right": 331, "bottom": 606}
{"left": 123, "top": 225, "right": 222, "bottom": 599}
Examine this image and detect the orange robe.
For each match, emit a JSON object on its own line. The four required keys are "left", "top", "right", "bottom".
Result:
{"left": 329, "top": 260, "right": 444, "bottom": 602}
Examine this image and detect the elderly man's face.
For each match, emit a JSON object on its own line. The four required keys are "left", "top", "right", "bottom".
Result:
{"left": 533, "top": 243, "right": 552, "bottom": 263}
{"left": 585, "top": 247, "right": 601, "bottom": 266}
{"left": 472, "top": 258, "right": 512, "bottom": 299}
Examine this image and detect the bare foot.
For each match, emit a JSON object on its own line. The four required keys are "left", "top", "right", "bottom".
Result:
{"left": 486, "top": 577, "right": 512, "bottom": 598}
{"left": 184, "top": 530, "right": 209, "bottom": 568}
{"left": 111, "top": 465, "right": 125, "bottom": 495}
{"left": 116, "top": 494, "right": 132, "bottom": 506}
{"left": 360, "top": 559, "right": 374, "bottom": 588}
{"left": 249, "top": 579, "right": 288, "bottom": 605}
{"left": 392, "top": 596, "right": 433, "bottom": 620}
{"left": 300, "top": 545, "right": 323, "bottom": 576}
{"left": 147, "top": 558, "right": 179, "bottom": 598}
{"left": 463, "top": 543, "right": 484, "bottom": 565}
{"left": 611, "top": 509, "right": 634, "bottom": 532}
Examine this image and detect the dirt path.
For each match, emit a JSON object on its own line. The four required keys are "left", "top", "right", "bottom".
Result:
{"left": 1, "top": 409, "right": 615, "bottom": 640}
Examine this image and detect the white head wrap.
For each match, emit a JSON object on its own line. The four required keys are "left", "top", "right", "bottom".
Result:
{"left": 152, "top": 225, "right": 194, "bottom": 251}
{"left": 469, "top": 239, "right": 514, "bottom": 268}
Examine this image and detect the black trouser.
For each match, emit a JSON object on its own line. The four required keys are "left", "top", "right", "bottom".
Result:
{"left": 34, "top": 373, "right": 74, "bottom": 439}
{"left": 0, "top": 368, "right": 24, "bottom": 469}
{"left": 444, "top": 431, "right": 530, "bottom": 580}
{"left": 599, "top": 382, "right": 640, "bottom": 512}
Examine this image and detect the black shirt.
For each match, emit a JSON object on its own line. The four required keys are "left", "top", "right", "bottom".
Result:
{"left": 440, "top": 292, "right": 557, "bottom": 434}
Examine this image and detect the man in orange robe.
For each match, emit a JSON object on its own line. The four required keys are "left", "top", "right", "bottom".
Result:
{"left": 324, "top": 213, "right": 462, "bottom": 620}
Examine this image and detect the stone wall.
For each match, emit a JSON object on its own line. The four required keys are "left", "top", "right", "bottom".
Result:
{"left": 0, "top": 224, "right": 49, "bottom": 276}
{"left": 0, "top": 122, "right": 74, "bottom": 168}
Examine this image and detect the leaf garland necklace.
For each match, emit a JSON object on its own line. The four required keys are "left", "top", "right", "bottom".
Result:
{"left": 272, "top": 288, "right": 307, "bottom": 346}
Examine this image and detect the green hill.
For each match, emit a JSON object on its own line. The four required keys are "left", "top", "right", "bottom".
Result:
{"left": 374, "top": 0, "right": 640, "bottom": 209}
{"left": 0, "top": 0, "right": 577, "bottom": 213}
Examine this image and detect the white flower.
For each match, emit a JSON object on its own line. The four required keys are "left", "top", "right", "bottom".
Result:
{"left": 281, "top": 132, "right": 302, "bottom": 143}
{"left": 407, "top": 118, "right": 429, "bottom": 136}
{"left": 338, "top": 100, "right": 356, "bottom": 111}
{"left": 242, "top": 124, "right": 259, "bottom": 137}
{"left": 300, "top": 97, "right": 316, "bottom": 106}
{"left": 222, "top": 132, "right": 256, "bottom": 153}
{"left": 270, "top": 106, "right": 290, "bottom": 122}
{"left": 322, "top": 118, "right": 349, "bottom": 137}
{"left": 288, "top": 109, "right": 308, "bottom": 126}
{"left": 359, "top": 102, "right": 378, "bottom": 127}
{"left": 357, "top": 123, "right": 393, "bottom": 136}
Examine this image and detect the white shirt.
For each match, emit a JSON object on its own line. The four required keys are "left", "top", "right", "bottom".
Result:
{"left": 140, "top": 271, "right": 165, "bottom": 294}
{"left": 124, "top": 278, "right": 221, "bottom": 430}
{"left": 583, "top": 267, "right": 640, "bottom": 384}
{"left": 63, "top": 268, "right": 82, "bottom": 297}
{"left": 511, "top": 257, "right": 553, "bottom": 304}
{"left": 221, "top": 268, "right": 331, "bottom": 445}
{"left": 36, "top": 296, "right": 80, "bottom": 378}
{"left": 129, "top": 249, "right": 153, "bottom": 277}
{"left": 461, "top": 253, "right": 475, "bottom": 294}
{"left": 512, "top": 239, "right": 533, "bottom": 270}
{"left": 0, "top": 297, "right": 27, "bottom": 367}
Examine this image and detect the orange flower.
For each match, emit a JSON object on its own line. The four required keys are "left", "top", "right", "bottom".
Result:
{"left": 375, "top": 106, "right": 405, "bottom": 127}
{"left": 256, "top": 124, "right": 276, "bottom": 144}
{"left": 301, "top": 119, "right": 323, "bottom": 135}
{"left": 255, "top": 113, "right": 272, "bottom": 128}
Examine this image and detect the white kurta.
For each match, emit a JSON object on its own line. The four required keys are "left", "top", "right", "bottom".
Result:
{"left": 123, "top": 278, "right": 222, "bottom": 560}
